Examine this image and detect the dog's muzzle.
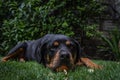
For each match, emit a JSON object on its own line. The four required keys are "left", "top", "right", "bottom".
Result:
{"left": 50, "top": 50, "right": 74, "bottom": 71}
{"left": 60, "top": 50, "right": 70, "bottom": 61}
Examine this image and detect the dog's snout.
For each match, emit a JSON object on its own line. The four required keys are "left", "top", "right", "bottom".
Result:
{"left": 60, "top": 51, "right": 70, "bottom": 59}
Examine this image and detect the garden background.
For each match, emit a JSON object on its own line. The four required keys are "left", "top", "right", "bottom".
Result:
{"left": 0, "top": 0, "right": 120, "bottom": 80}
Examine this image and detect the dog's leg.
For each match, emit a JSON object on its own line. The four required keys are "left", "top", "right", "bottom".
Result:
{"left": 76, "top": 58, "right": 102, "bottom": 69}
{"left": 1, "top": 48, "right": 25, "bottom": 62}
{"left": 18, "top": 50, "right": 25, "bottom": 62}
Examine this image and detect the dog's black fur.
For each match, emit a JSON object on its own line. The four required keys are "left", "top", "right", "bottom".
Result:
{"left": 2, "top": 34, "right": 101, "bottom": 71}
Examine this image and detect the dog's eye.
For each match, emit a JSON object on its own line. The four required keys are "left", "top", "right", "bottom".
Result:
{"left": 52, "top": 45, "right": 59, "bottom": 48}
{"left": 50, "top": 41, "right": 59, "bottom": 50}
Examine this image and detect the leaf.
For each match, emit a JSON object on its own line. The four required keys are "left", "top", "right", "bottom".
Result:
{"left": 62, "top": 21, "right": 68, "bottom": 28}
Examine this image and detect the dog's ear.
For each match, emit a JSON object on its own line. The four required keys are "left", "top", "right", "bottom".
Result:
{"left": 35, "top": 34, "right": 55, "bottom": 64}
{"left": 35, "top": 38, "right": 48, "bottom": 64}
{"left": 72, "top": 39, "right": 86, "bottom": 62}
{"left": 35, "top": 43, "right": 46, "bottom": 64}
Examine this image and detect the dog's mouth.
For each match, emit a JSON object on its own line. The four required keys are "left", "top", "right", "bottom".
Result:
{"left": 55, "top": 59, "right": 74, "bottom": 72}
{"left": 47, "top": 60, "right": 74, "bottom": 72}
{"left": 46, "top": 50, "right": 75, "bottom": 72}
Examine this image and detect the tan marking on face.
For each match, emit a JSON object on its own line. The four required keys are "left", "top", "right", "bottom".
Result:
{"left": 66, "top": 40, "right": 71, "bottom": 46}
{"left": 69, "top": 53, "right": 74, "bottom": 66}
{"left": 46, "top": 50, "right": 60, "bottom": 69}
{"left": 53, "top": 41, "right": 59, "bottom": 47}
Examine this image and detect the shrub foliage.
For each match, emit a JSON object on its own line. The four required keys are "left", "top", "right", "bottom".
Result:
{"left": 100, "top": 28, "right": 120, "bottom": 61}
{"left": 0, "top": 0, "right": 103, "bottom": 53}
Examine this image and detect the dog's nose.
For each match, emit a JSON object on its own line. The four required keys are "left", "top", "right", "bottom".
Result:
{"left": 60, "top": 51, "right": 70, "bottom": 59}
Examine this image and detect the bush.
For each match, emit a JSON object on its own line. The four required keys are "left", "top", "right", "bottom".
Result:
{"left": 0, "top": 0, "right": 104, "bottom": 53}
{"left": 99, "top": 27, "right": 120, "bottom": 61}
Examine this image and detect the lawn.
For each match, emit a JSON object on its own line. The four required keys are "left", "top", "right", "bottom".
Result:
{"left": 0, "top": 56, "right": 120, "bottom": 80}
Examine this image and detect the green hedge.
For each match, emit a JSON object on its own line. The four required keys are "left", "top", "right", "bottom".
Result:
{"left": 0, "top": 0, "right": 103, "bottom": 53}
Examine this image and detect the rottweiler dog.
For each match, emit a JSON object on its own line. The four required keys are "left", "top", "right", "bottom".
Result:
{"left": 1, "top": 34, "right": 101, "bottom": 71}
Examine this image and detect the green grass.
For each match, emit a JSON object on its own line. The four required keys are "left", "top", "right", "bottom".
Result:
{"left": 0, "top": 57, "right": 120, "bottom": 80}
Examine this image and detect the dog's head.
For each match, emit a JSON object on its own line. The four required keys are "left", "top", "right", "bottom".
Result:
{"left": 38, "top": 34, "right": 82, "bottom": 71}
